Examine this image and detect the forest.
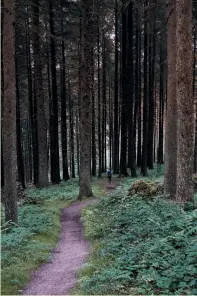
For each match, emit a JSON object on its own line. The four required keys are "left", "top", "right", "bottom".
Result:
{"left": 1, "top": 0, "right": 197, "bottom": 295}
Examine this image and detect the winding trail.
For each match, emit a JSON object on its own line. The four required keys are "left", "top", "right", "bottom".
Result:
{"left": 22, "top": 180, "right": 119, "bottom": 295}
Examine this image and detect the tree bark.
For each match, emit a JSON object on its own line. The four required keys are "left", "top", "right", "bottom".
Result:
{"left": 32, "top": 0, "right": 48, "bottom": 187}
{"left": 113, "top": 0, "right": 120, "bottom": 174}
{"left": 164, "top": 0, "right": 177, "bottom": 197}
{"left": 78, "top": 0, "right": 94, "bottom": 199}
{"left": 141, "top": 0, "right": 148, "bottom": 176}
{"left": 49, "top": 0, "right": 60, "bottom": 183}
{"left": 3, "top": 0, "right": 18, "bottom": 223}
{"left": 60, "top": 4, "right": 70, "bottom": 181}
{"left": 176, "top": 0, "right": 194, "bottom": 202}
{"left": 120, "top": 6, "right": 128, "bottom": 176}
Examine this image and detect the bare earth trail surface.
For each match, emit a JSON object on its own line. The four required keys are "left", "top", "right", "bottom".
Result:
{"left": 22, "top": 179, "right": 119, "bottom": 295}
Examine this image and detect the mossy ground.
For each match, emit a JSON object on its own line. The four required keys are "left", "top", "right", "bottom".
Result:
{"left": 1, "top": 177, "right": 116, "bottom": 295}
{"left": 73, "top": 169, "right": 197, "bottom": 295}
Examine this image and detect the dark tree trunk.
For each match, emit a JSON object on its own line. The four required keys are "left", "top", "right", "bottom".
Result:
{"left": 16, "top": 60, "right": 25, "bottom": 188}
{"left": 3, "top": 0, "right": 18, "bottom": 223}
{"left": 176, "top": 0, "right": 194, "bottom": 202}
{"left": 141, "top": 0, "right": 149, "bottom": 176}
{"left": 91, "top": 47, "right": 96, "bottom": 176}
{"left": 49, "top": 0, "right": 60, "bottom": 183}
{"left": 97, "top": 17, "right": 102, "bottom": 178}
{"left": 102, "top": 32, "right": 106, "bottom": 172}
{"left": 60, "top": 4, "right": 70, "bottom": 181}
{"left": 158, "top": 41, "right": 164, "bottom": 165}
{"left": 164, "top": 0, "right": 177, "bottom": 198}
{"left": 68, "top": 78, "right": 75, "bottom": 179}
{"left": 127, "top": 2, "right": 134, "bottom": 174}
{"left": 26, "top": 11, "right": 38, "bottom": 185}
{"left": 137, "top": 18, "right": 142, "bottom": 167}
{"left": 120, "top": 6, "right": 128, "bottom": 176}
{"left": 147, "top": 2, "right": 156, "bottom": 170}
{"left": 193, "top": 28, "right": 197, "bottom": 172}
{"left": 78, "top": 0, "right": 93, "bottom": 199}
{"left": 32, "top": 0, "right": 48, "bottom": 187}
{"left": 113, "top": 0, "right": 119, "bottom": 174}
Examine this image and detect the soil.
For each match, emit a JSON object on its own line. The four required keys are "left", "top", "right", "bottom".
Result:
{"left": 22, "top": 180, "right": 119, "bottom": 295}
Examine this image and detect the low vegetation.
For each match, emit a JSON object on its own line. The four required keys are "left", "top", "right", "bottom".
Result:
{"left": 1, "top": 180, "right": 82, "bottom": 295}
{"left": 76, "top": 177, "right": 197, "bottom": 295}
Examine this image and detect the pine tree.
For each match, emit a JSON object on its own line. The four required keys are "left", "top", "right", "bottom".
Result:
{"left": 78, "top": 0, "right": 94, "bottom": 199}
{"left": 176, "top": 0, "right": 194, "bottom": 202}
{"left": 3, "top": 0, "right": 18, "bottom": 223}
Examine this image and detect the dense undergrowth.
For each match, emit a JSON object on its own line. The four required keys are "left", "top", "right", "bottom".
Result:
{"left": 77, "top": 175, "right": 197, "bottom": 295}
{"left": 1, "top": 179, "right": 85, "bottom": 295}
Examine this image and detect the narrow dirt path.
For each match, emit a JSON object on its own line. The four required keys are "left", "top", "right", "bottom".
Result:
{"left": 22, "top": 180, "right": 119, "bottom": 295}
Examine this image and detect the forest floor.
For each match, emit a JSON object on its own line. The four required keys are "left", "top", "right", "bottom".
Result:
{"left": 21, "top": 178, "right": 120, "bottom": 295}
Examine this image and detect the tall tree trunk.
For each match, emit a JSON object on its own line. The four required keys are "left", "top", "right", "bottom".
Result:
{"left": 113, "top": 0, "right": 119, "bottom": 174}
{"left": 26, "top": 12, "right": 34, "bottom": 183}
{"left": 97, "top": 17, "right": 102, "bottom": 178}
{"left": 147, "top": 1, "right": 156, "bottom": 170}
{"left": 32, "top": 0, "right": 48, "bottom": 187}
{"left": 193, "top": 28, "right": 197, "bottom": 172}
{"left": 3, "top": 0, "right": 18, "bottom": 223}
{"left": 68, "top": 78, "right": 76, "bottom": 178}
{"left": 102, "top": 32, "right": 106, "bottom": 172}
{"left": 16, "top": 61, "right": 25, "bottom": 188}
{"left": 78, "top": 0, "right": 93, "bottom": 199}
{"left": 91, "top": 47, "right": 96, "bottom": 176}
{"left": 127, "top": 2, "right": 134, "bottom": 175}
{"left": 49, "top": 0, "right": 60, "bottom": 183}
{"left": 60, "top": 3, "right": 70, "bottom": 181}
{"left": 120, "top": 6, "right": 128, "bottom": 176}
{"left": 137, "top": 18, "right": 142, "bottom": 167}
{"left": 131, "top": 7, "right": 139, "bottom": 177}
{"left": 164, "top": 0, "right": 177, "bottom": 197}
{"left": 158, "top": 41, "right": 164, "bottom": 165}
{"left": 141, "top": 0, "right": 148, "bottom": 176}
{"left": 176, "top": 0, "right": 194, "bottom": 202}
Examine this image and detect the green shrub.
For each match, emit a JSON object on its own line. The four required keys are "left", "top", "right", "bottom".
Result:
{"left": 79, "top": 179, "right": 197, "bottom": 295}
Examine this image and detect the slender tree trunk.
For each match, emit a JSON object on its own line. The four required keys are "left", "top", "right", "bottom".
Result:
{"left": 91, "top": 47, "right": 96, "bottom": 176}
{"left": 32, "top": 0, "right": 48, "bottom": 187}
{"left": 26, "top": 11, "right": 38, "bottom": 185}
{"left": 102, "top": 33, "right": 106, "bottom": 172}
{"left": 113, "top": 0, "right": 119, "bottom": 174}
{"left": 60, "top": 4, "right": 70, "bottom": 181}
{"left": 97, "top": 17, "right": 102, "bottom": 178}
{"left": 176, "top": 0, "right": 194, "bottom": 202}
{"left": 158, "top": 41, "right": 164, "bottom": 164}
{"left": 137, "top": 19, "right": 142, "bottom": 167}
{"left": 49, "top": 0, "right": 60, "bottom": 183}
{"left": 193, "top": 28, "right": 197, "bottom": 172}
{"left": 147, "top": 1, "right": 156, "bottom": 170}
{"left": 164, "top": 0, "right": 177, "bottom": 197}
{"left": 120, "top": 6, "right": 128, "bottom": 176}
{"left": 3, "top": 0, "right": 18, "bottom": 223}
{"left": 127, "top": 2, "right": 134, "bottom": 174}
{"left": 141, "top": 0, "right": 148, "bottom": 176}
{"left": 16, "top": 61, "right": 25, "bottom": 188}
{"left": 78, "top": 0, "right": 93, "bottom": 199}
{"left": 68, "top": 78, "right": 76, "bottom": 178}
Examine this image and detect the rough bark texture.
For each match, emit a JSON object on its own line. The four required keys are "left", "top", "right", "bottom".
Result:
{"left": 3, "top": 0, "right": 18, "bottom": 222}
{"left": 78, "top": 0, "right": 93, "bottom": 199}
{"left": 60, "top": 6, "right": 70, "bottom": 181}
{"left": 164, "top": 0, "right": 177, "bottom": 198}
{"left": 32, "top": 0, "right": 48, "bottom": 188}
{"left": 141, "top": 0, "right": 148, "bottom": 176}
{"left": 49, "top": 0, "right": 60, "bottom": 183}
{"left": 176, "top": 0, "right": 194, "bottom": 202}
{"left": 120, "top": 7, "right": 128, "bottom": 177}
{"left": 113, "top": 0, "right": 119, "bottom": 174}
